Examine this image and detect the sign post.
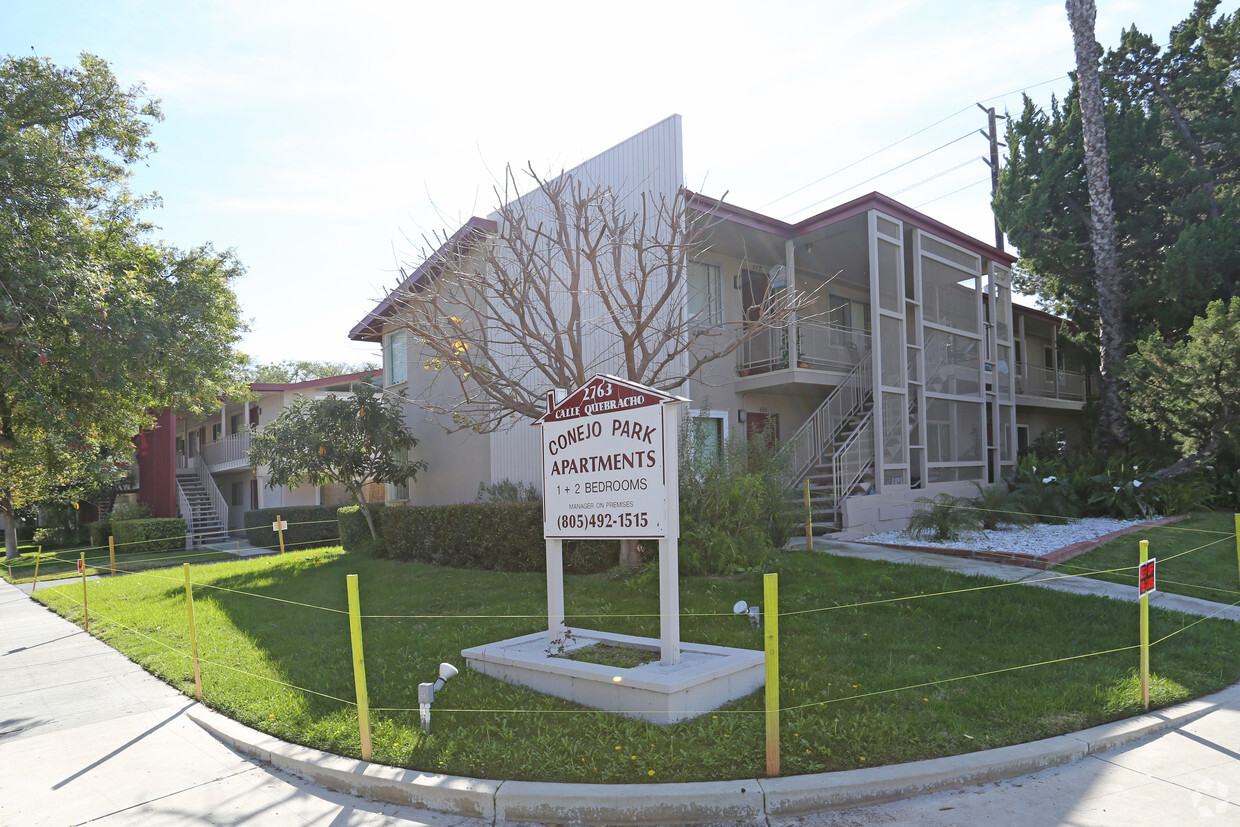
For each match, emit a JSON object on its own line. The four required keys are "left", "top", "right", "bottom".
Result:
{"left": 537, "top": 375, "right": 687, "bottom": 665}
{"left": 1138, "top": 540, "right": 1154, "bottom": 710}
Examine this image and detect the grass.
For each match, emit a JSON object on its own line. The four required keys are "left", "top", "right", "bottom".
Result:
{"left": 1052, "top": 511, "right": 1240, "bottom": 605}
{"left": 30, "top": 544, "right": 1240, "bottom": 784}
{"left": 563, "top": 643, "right": 660, "bottom": 669}
{"left": 3, "top": 542, "right": 237, "bottom": 584}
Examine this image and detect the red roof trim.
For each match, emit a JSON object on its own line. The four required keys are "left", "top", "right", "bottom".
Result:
{"left": 249, "top": 370, "right": 380, "bottom": 393}
{"left": 349, "top": 216, "right": 498, "bottom": 343}
{"left": 684, "top": 189, "right": 1017, "bottom": 267}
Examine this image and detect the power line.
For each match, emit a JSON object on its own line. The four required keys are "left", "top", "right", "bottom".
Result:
{"left": 760, "top": 74, "right": 1069, "bottom": 218}
{"left": 783, "top": 131, "right": 977, "bottom": 219}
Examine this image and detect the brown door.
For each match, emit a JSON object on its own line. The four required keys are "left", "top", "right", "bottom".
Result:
{"left": 745, "top": 412, "right": 779, "bottom": 447}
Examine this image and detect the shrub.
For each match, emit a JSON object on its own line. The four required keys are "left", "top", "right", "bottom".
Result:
{"left": 476, "top": 479, "right": 541, "bottom": 503}
{"left": 904, "top": 494, "right": 981, "bottom": 542}
{"left": 244, "top": 505, "right": 342, "bottom": 550}
{"left": 111, "top": 518, "right": 186, "bottom": 553}
{"left": 677, "top": 413, "right": 793, "bottom": 574}
{"left": 86, "top": 520, "right": 112, "bottom": 546}
{"left": 338, "top": 503, "right": 617, "bottom": 574}
{"left": 109, "top": 501, "right": 153, "bottom": 522}
{"left": 969, "top": 482, "right": 1031, "bottom": 530}
{"left": 32, "top": 527, "right": 66, "bottom": 546}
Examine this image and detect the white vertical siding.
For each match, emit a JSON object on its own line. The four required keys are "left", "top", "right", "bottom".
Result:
{"left": 487, "top": 116, "right": 686, "bottom": 488}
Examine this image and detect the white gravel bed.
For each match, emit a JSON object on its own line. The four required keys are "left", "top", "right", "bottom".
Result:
{"left": 858, "top": 516, "right": 1155, "bottom": 558}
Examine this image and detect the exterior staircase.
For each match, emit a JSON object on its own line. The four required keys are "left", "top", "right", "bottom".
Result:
{"left": 782, "top": 353, "right": 876, "bottom": 536}
{"left": 176, "top": 471, "right": 229, "bottom": 546}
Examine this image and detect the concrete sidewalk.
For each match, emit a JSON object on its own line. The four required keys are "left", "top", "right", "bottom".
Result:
{"left": 0, "top": 579, "right": 486, "bottom": 826}
{"left": 812, "top": 537, "right": 1240, "bottom": 622}
{"left": 4, "top": 554, "right": 1240, "bottom": 824}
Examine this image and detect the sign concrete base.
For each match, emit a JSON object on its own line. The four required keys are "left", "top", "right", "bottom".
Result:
{"left": 462, "top": 630, "right": 765, "bottom": 725}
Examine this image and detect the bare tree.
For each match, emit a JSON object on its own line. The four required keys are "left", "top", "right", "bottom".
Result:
{"left": 1067, "top": 0, "right": 1129, "bottom": 450}
{"left": 388, "top": 165, "right": 810, "bottom": 433}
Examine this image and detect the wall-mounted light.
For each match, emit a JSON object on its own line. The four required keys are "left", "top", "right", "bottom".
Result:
{"left": 738, "top": 410, "right": 747, "bottom": 423}
{"left": 418, "top": 662, "right": 459, "bottom": 733}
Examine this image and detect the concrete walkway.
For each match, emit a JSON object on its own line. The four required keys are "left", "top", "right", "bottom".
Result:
{"left": 4, "top": 549, "right": 1240, "bottom": 824}
{"left": 0, "top": 579, "right": 486, "bottom": 826}
{"left": 812, "top": 537, "right": 1240, "bottom": 622}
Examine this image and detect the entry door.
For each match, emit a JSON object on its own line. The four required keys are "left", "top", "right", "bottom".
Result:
{"left": 746, "top": 412, "right": 779, "bottom": 447}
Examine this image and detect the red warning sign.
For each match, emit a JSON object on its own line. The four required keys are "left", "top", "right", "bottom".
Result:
{"left": 77, "top": 558, "right": 84, "bottom": 574}
{"left": 1138, "top": 558, "right": 1157, "bottom": 597}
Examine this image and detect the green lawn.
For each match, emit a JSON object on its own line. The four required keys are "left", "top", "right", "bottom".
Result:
{"left": 1053, "top": 511, "right": 1240, "bottom": 605}
{"left": 31, "top": 546, "right": 1240, "bottom": 783}
{"left": 4, "top": 543, "right": 237, "bottom": 584}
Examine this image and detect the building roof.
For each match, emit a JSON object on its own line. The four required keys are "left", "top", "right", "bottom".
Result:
{"left": 349, "top": 216, "right": 497, "bottom": 343}
{"left": 684, "top": 190, "right": 1018, "bottom": 267}
{"left": 249, "top": 370, "right": 380, "bottom": 393}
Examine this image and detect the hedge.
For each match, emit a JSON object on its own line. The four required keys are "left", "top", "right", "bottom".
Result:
{"left": 244, "top": 505, "right": 342, "bottom": 551}
{"left": 112, "top": 518, "right": 186, "bottom": 554}
{"left": 339, "top": 503, "right": 618, "bottom": 574}
{"left": 86, "top": 520, "right": 112, "bottom": 547}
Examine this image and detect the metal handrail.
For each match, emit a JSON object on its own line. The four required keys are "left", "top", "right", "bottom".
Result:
{"left": 192, "top": 455, "right": 229, "bottom": 542}
{"left": 784, "top": 351, "right": 873, "bottom": 482}
{"left": 831, "top": 413, "right": 875, "bottom": 506}
{"left": 200, "top": 430, "right": 252, "bottom": 470}
{"left": 738, "top": 320, "right": 872, "bottom": 374}
{"left": 175, "top": 484, "right": 194, "bottom": 550}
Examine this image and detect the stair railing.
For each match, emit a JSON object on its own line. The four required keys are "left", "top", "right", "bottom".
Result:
{"left": 176, "top": 483, "right": 194, "bottom": 549}
{"left": 192, "top": 455, "right": 229, "bottom": 544}
{"left": 783, "top": 351, "right": 873, "bottom": 483}
{"left": 831, "top": 413, "right": 876, "bottom": 508}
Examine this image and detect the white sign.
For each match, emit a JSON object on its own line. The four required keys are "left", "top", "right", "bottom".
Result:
{"left": 538, "top": 375, "right": 684, "bottom": 540}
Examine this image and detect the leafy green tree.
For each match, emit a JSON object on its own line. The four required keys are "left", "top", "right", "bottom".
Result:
{"left": 1, "top": 53, "right": 247, "bottom": 558}
{"left": 246, "top": 359, "right": 380, "bottom": 384}
{"left": 248, "top": 378, "right": 426, "bottom": 542}
{"left": 1124, "top": 298, "right": 1240, "bottom": 477}
{"left": 995, "top": 2, "right": 1239, "bottom": 357}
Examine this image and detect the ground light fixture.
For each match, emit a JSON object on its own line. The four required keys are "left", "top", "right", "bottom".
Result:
{"left": 418, "top": 662, "right": 459, "bottom": 733}
{"left": 733, "top": 600, "right": 761, "bottom": 628}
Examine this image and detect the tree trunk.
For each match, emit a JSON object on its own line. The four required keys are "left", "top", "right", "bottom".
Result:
{"left": 3, "top": 502, "right": 17, "bottom": 561}
{"left": 349, "top": 485, "right": 380, "bottom": 543}
{"left": 1067, "top": 0, "right": 1129, "bottom": 451}
{"left": 619, "top": 539, "right": 642, "bottom": 568}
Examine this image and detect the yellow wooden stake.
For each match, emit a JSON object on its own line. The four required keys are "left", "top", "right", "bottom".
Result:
{"left": 804, "top": 480, "right": 812, "bottom": 550}
{"left": 1139, "top": 539, "right": 1150, "bottom": 711}
{"left": 109, "top": 535, "right": 117, "bottom": 577}
{"left": 764, "top": 571, "right": 780, "bottom": 777}
{"left": 277, "top": 514, "right": 286, "bottom": 554}
{"left": 184, "top": 564, "right": 203, "bottom": 702}
{"left": 346, "top": 574, "right": 373, "bottom": 761}
{"left": 31, "top": 545, "right": 42, "bottom": 593}
{"left": 80, "top": 552, "right": 89, "bottom": 632}
{"left": 1234, "top": 514, "right": 1239, "bottom": 588}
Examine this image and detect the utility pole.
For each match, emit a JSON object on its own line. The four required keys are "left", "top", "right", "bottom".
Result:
{"left": 977, "top": 103, "right": 1007, "bottom": 252}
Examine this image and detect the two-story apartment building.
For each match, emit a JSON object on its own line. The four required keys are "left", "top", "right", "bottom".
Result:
{"left": 350, "top": 116, "right": 1092, "bottom": 535}
{"left": 134, "top": 371, "right": 380, "bottom": 544}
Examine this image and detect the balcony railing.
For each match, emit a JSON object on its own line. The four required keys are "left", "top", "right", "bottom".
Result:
{"left": 200, "top": 430, "right": 252, "bottom": 471}
{"left": 738, "top": 320, "right": 871, "bottom": 376}
{"left": 1015, "top": 363, "right": 1096, "bottom": 402}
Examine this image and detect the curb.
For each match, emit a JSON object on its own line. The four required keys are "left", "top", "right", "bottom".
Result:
{"left": 188, "top": 682, "right": 1229, "bottom": 824}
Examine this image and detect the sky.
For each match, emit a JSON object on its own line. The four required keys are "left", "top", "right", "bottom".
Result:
{"left": 2, "top": 0, "right": 1205, "bottom": 367}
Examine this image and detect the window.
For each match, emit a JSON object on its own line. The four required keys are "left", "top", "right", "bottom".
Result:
{"left": 687, "top": 261, "right": 722, "bottom": 326}
{"left": 690, "top": 414, "right": 725, "bottom": 465}
{"left": 230, "top": 481, "right": 243, "bottom": 507}
{"left": 386, "top": 330, "right": 409, "bottom": 385}
{"left": 387, "top": 444, "right": 410, "bottom": 501}
{"left": 229, "top": 413, "right": 242, "bottom": 434}
{"left": 212, "top": 423, "right": 222, "bottom": 441}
